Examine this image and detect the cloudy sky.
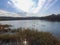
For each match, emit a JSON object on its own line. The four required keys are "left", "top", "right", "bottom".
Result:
{"left": 0, "top": 0, "right": 60, "bottom": 16}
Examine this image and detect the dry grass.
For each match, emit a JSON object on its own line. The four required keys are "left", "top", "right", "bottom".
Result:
{"left": 0, "top": 28, "right": 60, "bottom": 45}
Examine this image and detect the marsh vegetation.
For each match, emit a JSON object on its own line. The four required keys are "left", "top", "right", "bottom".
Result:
{"left": 0, "top": 24, "right": 60, "bottom": 45}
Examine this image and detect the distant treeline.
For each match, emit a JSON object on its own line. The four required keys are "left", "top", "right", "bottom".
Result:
{"left": 0, "top": 14, "right": 60, "bottom": 21}
{"left": 0, "top": 16, "right": 41, "bottom": 20}
{"left": 40, "top": 14, "right": 60, "bottom": 21}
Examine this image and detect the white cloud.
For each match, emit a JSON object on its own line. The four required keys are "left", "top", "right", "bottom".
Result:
{"left": 30, "top": 0, "right": 46, "bottom": 13}
{"left": 10, "top": 0, "right": 46, "bottom": 14}
{"left": 9, "top": 0, "right": 58, "bottom": 16}
{"left": 8, "top": 1, "right": 12, "bottom": 5}
{"left": 0, "top": 10, "right": 21, "bottom": 17}
{"left": 43, "top": 0, "right": 58, "bottom": 12}
{"left": 10, "top": 0, "right": 34, "bottom": 12}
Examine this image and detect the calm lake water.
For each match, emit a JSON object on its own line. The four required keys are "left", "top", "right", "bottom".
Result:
{"left": 0, "top": 20, "right": 60, "bottom": 38}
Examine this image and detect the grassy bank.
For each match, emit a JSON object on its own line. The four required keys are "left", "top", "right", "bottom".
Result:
{"left": 0, "top": 28, "right": 60, "bottom": 45}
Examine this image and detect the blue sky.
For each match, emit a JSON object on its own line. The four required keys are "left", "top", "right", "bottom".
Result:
{"left": 0, "top": 0, "right": 60, "bottom": 16}
{"left": 45, "top": 0, "right": 60, "bottom": 15}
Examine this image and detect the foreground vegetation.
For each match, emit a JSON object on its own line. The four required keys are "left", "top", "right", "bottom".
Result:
{"left": 0, "top": 24, "right": 60, "bottom": 45}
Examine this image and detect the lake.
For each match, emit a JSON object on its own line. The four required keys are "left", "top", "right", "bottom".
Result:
{"left": 0, "top": 20, "right": 60, "bottom": 38}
